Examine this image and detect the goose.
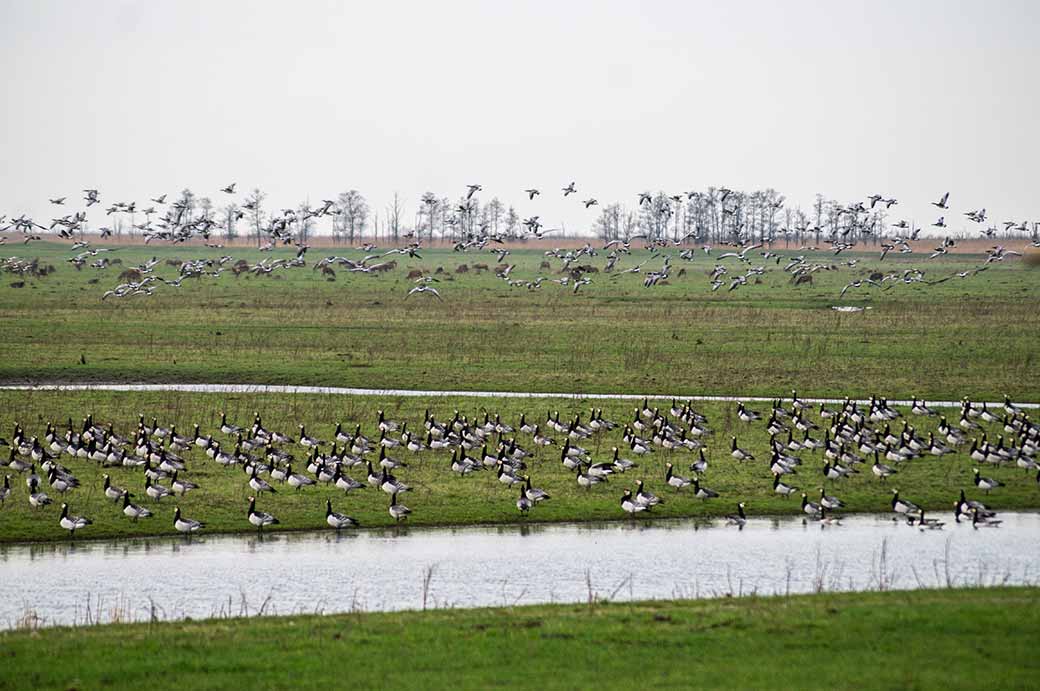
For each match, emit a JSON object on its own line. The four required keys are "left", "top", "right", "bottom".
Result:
{"left": 8, "top": 449, "right": 32, "bottom": 473}
{"left": 730, "top": 437, "right": 754, "bottom": 462}
{"left": 725, "top": 502, "right": 747, "bottom": 528}
{"left": 389, "top": 492, "right": 411, "bottom": 522}
{"left": 634, "top": 480, "right": 662, "bottom": 508}
{"left": 449, "top": 450, "right": 478, "bottom": 476}
{"left": 365, "top": 461, "right": 381, "bottom": 488}
{"left": 497, "top": 462, "right": 524, "bottom": 486}
{"left": 689, "top": 448, "right": 709, "bottom": 474}
{"left": 325, "top": 499, "right": 359, "bottom": 530}
{"left": 403, "top": 432, "right": 426, "bottom": 453}
{"left": 28, "top": 477, "right": 52, "bottom": 508}
{"left": 248, "top": 467, "right": 276, "bottom": 494}
{"left": 575, "top": 463, "right": 605, "bottom": 489}
{"left": 972, "top": 468, "right": 1003, "bottom": 494}
{"left": 871, "top": 453, "right": 897, "bottom": 481}
{"left": 818, "top": 487, "right": 845, "bottom": 510}
{"left": 691, "top": 477, "right": 719, "bottom": 500}
{"left": 604, "top": 447, "right": 635, "bottom": 473}
{"left": 48, "top": 467, "right": 79, "bottom": 494}
{"left": 955, "top": 489, "right": 994, "bottom": 521}
{"left": 121, "top": 491, "right": 153, "bottom": 521}
{"left": 971, "top": 508, "right": 1002, "bottom": 529}
{"left": 173, "top": 507, "right": 205, "bottom": 534}
{"left": 377, "top": 410, "right": 399, "bottom": 433}
{"left": 287, "top": 465, "right": 317, "bottom": 490}
{"left": 0, "top": 475, "right": 9, "bottom": 504}
{"left": 665, "top": 463, "right": 691, "bottom": 491}
{"left": 59, "top": 503, "right": 92, "bottom": 536}
{"left": 516, "top": 485, "right": 533, "bottom": 515}
{"left": 817, "top": 507, "right": 842, "bottom": 526}
{"left": 298, "top": 425, "right": 324, "bottom": 448}
{"left": 773, "top": 473, "right": 799, "bottom": 498}
{"left": 102, "top": 473, "right": 125, "bottom": 501}
{"left": 737, "top": 403, "right": 761, "bottom": 423}
{"left": 515, "top": 476, "right": 549, "bottom": 505}
{"left": 890, "top": 489, "right": 919, "bottom": 515}
{"left": 800, "top": 493, "right": 822, "bottom": 516}
{"left": 247, "top": 496, "right": 279, "bottom": 532}
{"left": 332, "top": 467, "right": 365, "bottom": 493}
{"left": 378, "top": 446, "right": 406, "bottom": 470}
{"left": 170, "top": 470, "right": 199, "bottom": 495}
{"left": 219, "top": 413, "right": 242, "bottom": 436}
{"left": 1002, "top": 395, "right": 1020, "bottom": 416}
{"left": 380, "top": 467, "right": 410, "bottom": 495}
{"left": 913, "top": 509, "right": 944, "bottom": 530}
{"left": 822, "top": 461, "right": 854, "bottom": 481}
{"left": 927, "top": 433, "right": 954, "bottom": 456}
{"left": 145, "top": 476, "right": 172, "bottom": 502}
{"left": 620, "top": 489, "right": 647, "bottom": 516}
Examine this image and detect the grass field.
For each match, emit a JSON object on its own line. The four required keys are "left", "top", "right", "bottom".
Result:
{"left": 1, "top": 242, "right": 1037, "bottom": 399}
{"left": 0, "top": 389, "right": 1035, "bottom": 543}
{"left": 1, "top": 587, "right": 1036, "bottom": 690}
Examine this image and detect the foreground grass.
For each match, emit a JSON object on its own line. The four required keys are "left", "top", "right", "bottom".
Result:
{"left": 0, "top": 390, "right": 1036, "bottom": 543}
{"left": 1, "top": 243, "right": 1038, "bottom": 399}
{"left": 1, "top": 588, "right": 1037, "bottom": 690}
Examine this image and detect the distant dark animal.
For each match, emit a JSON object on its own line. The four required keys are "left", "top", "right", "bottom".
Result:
{"left": 472, "top": 263, "right": 489, "bottom": 273}
{"left": 119, "top": 268, "right": 143, "bottom": 282}
{"left": 540, "top": 261, "right": 551, "bottom": 270}
{"left": 455, "top": 264, "right": 469, "bottom": 273}
{"left": 406, "top": 269, "right": 424, "bottom": 280}
{"left": 792, "top": 274, "right": 813, "bottom": 286}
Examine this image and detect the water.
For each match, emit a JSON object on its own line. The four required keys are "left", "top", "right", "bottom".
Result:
{"left": 2, "top": 383, "right": 1036, "bottom": 408}
{"left": 2, "top": 512, "right": 1037, "bottom": 630}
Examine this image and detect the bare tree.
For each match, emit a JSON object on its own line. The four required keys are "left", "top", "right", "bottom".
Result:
{"left": 337, "top": 190, "right": 369, "bottom": 244}
{"left": 221, "top": 203, "right": 240, "bottom": 242}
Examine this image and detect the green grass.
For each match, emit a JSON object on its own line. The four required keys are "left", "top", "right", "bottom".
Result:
{"left": 0, "top": 389, "right": 1035, "bottom": 544}
{"left": 1, "top": 587, "right": 1036, "bottom": 690}
{"left": 1, "top": 242, "right": 1038, "bottom": 399}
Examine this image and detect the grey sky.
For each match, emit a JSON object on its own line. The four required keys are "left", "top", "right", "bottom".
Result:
{"left": 1, "top": 0, "right": 1037, "bottom": 236}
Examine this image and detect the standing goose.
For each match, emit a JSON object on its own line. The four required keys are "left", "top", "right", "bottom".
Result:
{"left": 325, "top": 499, "right": 359, "bottom": 531}
{"left": 871, "top": 452, "right": 897, "bottom": 481}
{"left": 247, "top": 496, "right": 279, "bottom": 532}
{"left": 773, "top": 473, "right": 799, "bottom": 498}
{"left": 170, "top": 470, "right": 199, "bottom": 496}
{"left": 523, "top": 475, "right": 550, "bottom": 503}
{"left": 59, "top": 503, "right": 92, "bottom": 536}
{"left": 730, "top": 437, "right": 754, "bottom": 462}
{"left": 665, "top": 463, "right": 691, "bottom": 491}
{"left": 890, "top": 489, "right": 920, "bottom": 516}
{"left": 516, "top": 485, "right": 533, "bottom": 515}
{"left": 635, "top": 480, "right": 662, "bottom": 508}
{"left": 800, "top": 493, "right": 822, "bottom": 516}
{"left": 145, "top": 476, "right": 172, "bottom": 502}
{"left": 121, "top": 491, "right": 153, "bottom": 522}
{"left": 103, "top": 474, "right": 125, "bottom": 501}
{"left": 248, "top": 466, "right": 276, "bottom": 494}
{"left": 287, "top": 464, "right": 317, "bottom": 490}
{"left": 691, "top": 477, "right": 719, "bottom": 501}
{"left": 818, "top": 487, "right": 845, "bottom": 510}
{"left": 972, "top": 468, "right": 1003, "bottom": 495}
{"left": 725, "top": 502, "right": 747, "bottom": 528}
{"left": 620, "top": 489, "right": 647, "bottom": 516}
{"left": 174, "top": 507, "right": 205, "bottom": 535}
{"left": 389, "top": 492, "right": 411, "bottom": 522}
{"left": 28, "top": 477, "right": 52, "bottom": 508}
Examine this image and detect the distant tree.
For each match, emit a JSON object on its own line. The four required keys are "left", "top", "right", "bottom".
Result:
{"left": 337, "top": 190, "right": 369, "bottom": 244}
{"left": 222, "top": 203, "right": 240, "bottom": 242}
{"left": 386, "top": 192, "right": 404, "bottom": 243}
{"left": 486, "top": 197, "right": 504, "bottom": 235}
{"left": 243, "top": 188, "right": 267, "bottom": 247}
{"left": 504, "top": 206, "right": 519, "bottom": 238}
{"left": 421, "top": 192, "right": 439, "bottom": 242}
{"left": 594, "top": 203, "right": 621, "bottom": 242}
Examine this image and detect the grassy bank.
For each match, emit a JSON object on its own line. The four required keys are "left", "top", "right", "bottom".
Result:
{"left": 1, "top": 588, "right": 1037, "bottom": 690}
{"left": 2, "top": 243, "right": 1038, "bottom": 399}
{"left": 0, "top": 389, "right": 1035, "bottom": 543}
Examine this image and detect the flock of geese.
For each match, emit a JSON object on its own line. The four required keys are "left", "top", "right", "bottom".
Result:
{"left": 0, "top": 184, "right": 1035, "bottom": 301}
{"left": 1, "top": 392, "right": 1035, "bottom": 539}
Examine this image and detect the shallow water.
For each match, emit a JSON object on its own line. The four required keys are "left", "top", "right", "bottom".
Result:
{"left": 2, "top": 383, "right": 1036, "bottom": 408}
{"left": 2, "top": 512, "right": 1037, "bottom": 629}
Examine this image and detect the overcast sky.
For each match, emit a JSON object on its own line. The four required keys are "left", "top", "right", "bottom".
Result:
{"left": 1, "top": 0, "right": 1037, "bottom": 236}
